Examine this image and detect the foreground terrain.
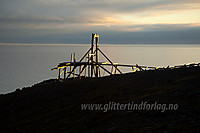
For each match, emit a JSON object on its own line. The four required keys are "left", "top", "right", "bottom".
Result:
{"left": 0, "top": 66, "right": 200, "bottom": 132}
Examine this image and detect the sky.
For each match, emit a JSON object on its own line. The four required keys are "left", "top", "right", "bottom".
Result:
{"left": 0, "top": 0, "right": 200, "bottom": 44}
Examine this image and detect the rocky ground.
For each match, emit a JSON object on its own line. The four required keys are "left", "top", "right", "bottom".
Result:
{"left": 0, "top": 66, "right": 200, "bottom": 132}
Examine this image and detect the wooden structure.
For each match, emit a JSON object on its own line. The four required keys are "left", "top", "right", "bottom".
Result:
{"left": 53, "top": 33, "right": 194, "bottom": 80}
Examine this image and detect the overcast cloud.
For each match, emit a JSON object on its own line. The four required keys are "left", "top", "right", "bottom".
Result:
{"left": 0, "top": 0, "right": 200, "bottom": 44}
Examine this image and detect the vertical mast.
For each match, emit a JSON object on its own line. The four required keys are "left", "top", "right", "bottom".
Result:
{"left": 91, "top": 33, "right": 94, "bottom": 77}
{"left": 95, "top": 34, "right": 99, "bottom": 78}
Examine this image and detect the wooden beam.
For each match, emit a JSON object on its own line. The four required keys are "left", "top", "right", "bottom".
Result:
{"left": 98, "top": 48, "right": 122, "bottom": 74}
{"left": 78, "top": 65, "right": 87, "bottom": 79}
{"left": 79, "top": 48, "right": 92, "bottom": 62}
{"left": 99, "top": 65, "right": 112, "bottom": 75}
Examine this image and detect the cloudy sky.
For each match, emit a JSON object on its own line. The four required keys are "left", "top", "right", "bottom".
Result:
{"left": 0, "top": 0, "right": 200, "bottom": 44}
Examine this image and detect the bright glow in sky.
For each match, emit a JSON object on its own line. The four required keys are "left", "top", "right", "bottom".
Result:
{"left": 116, "top": 10, "right": 200, "bottom": 25}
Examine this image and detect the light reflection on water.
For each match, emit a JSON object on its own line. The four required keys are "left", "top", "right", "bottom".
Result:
{"left": 0, "top": 44, "right": 200, "bottom": 94}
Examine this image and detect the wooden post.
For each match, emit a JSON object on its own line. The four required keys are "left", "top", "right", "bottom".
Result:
{"left": 73, "top": 53, "right": 76, "bottom": 78}
{"left": 85, "top": 57, "right": 87, "bottom": 78}
{"left": 79, "top": 66, "right": 81, "bottom": 79}
{"left": 91, "top": 33, "right": 94, "bottom": 78}
{"left": 87, "top": 53, "right": 90, "bottom": 77}
{"left": 114, "top": 66, "right": 117, "bottom": 74}
{"left": 64, "top": 67, "right": 66, "bottom": 79}
{"left": 132, "top": 66, "right": 134, "bottom": 72}
{"left": 70, "top": 53, "right": 73, "bottom": 78}
{"left": 111, "top": 66, "right": 114, "bottom": 74}
{"left": 95, "top": 34, "right": 99, "bottom": 78}
{"left": 58, "top": 68, "right": 61, "bottom": 81}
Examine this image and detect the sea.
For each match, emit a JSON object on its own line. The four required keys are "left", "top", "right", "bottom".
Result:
{"left": 0, "top": 43, "right": 200, "bottom": 94}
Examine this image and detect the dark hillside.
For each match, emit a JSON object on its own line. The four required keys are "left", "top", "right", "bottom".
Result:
{"left": 0, "top": 66, "right": 200, "bottom": 132}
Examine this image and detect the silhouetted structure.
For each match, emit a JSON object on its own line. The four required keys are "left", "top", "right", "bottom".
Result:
{"left": 51, "top": 33, "right": 200, "bottom": 80}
